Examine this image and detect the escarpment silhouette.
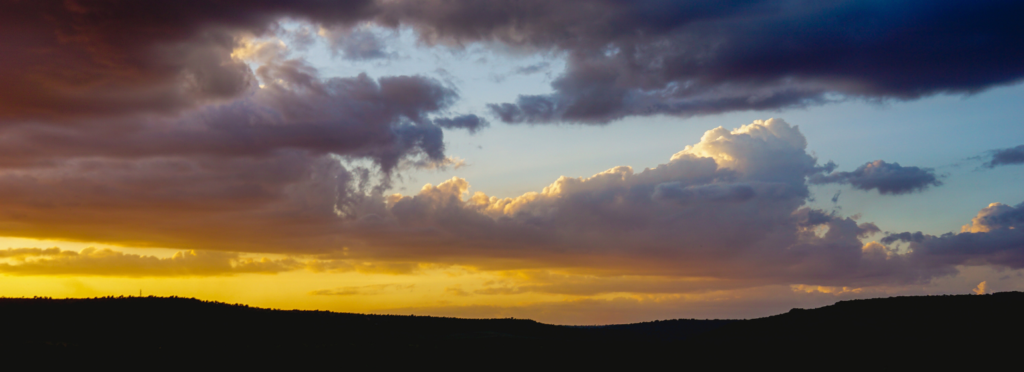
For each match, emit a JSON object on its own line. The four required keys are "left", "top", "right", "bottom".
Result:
{"left": 1, "top": 292, "right": 1019, "bottom": 366}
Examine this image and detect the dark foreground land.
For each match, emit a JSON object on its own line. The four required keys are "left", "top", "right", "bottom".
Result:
{"left": 2, "top": 292, "right": 1020, "bottom": 366}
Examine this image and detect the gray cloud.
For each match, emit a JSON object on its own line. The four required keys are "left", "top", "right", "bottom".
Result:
{"left": 881, "top": 232, "right": 927, "bottom": 245}
{"left": 321, "top": 27, "right": 394, "bottom": 60}
{"left": 433, "top": 114, "right": 490, "bottom": 134}
{"left": 653, "top": 183, "right": 757, "bottom": 204}
{"left": 985, "top": 145, "right": 1024, "bottom": 168}
{"left": 809, "top": 160, "right": 942, "bottom": 195}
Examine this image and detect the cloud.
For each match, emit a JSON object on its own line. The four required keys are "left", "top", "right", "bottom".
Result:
{"left": 309, "top": 283, "right": 415, "bottom": 296}
{"left": 415, "top": 0, "right": 1024, "bottom": 123}
{"left": 961, "top": 203, "right": 1024, "bottom": 233}
{"left": 444, "top": 286, "right": 472, "bottom": 296}
{"left": 11, "top": 2, "right": 1022, "bottom": 296}
{"left": 884, "top": 202, "right": 1024, "bottom": 268}
{"left": 0, "top": 66, "right": 462, "bottom": 170}
{"left": 973, "top": 281, "right": 987, "bottom": 295}
{"left": 8, "top": 1, "right": 1022, "bottom": 125}
{"left": 0, "top": 117, "right": 1012, "bottom": 295}
{"left": 371, "top": 119, "right": 933, "bottom": 286}
{"left": 810, "top": 160, "right": 943, "bottom": 195}
{"left": 652, "top": 183, "right": 757, "bottom": 203}
{"left": 0, "top": 57, "right": 478, "bottom": 250}
{"left": 881, "top": 232, "right": 927, "bottom": 245}
{"left": 433, "top": 114, "right": 490, "bottom": 134}
{"left": 0, "top": 118, "right": 965, "bottom": 288}
{"left": 0, "top": 248, "right": 302, "bottom": 277}
{"left": 0, "top": 0, "right": 378, "bottom": 121}
{"left": 985, "top": 145, "right": 1024, "bottom": 168}
{"left": 319, "top": 26, "right": 395, "bottom": 60}
{"left": 0, "top": 4, "right": 486, "bottom": 236}
{"left": 306, "top": 260, "right": 423, "bottom": 275}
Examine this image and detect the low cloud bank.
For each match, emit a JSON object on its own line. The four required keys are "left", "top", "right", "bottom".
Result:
{"left": 0, "top": 118, "right": 1017, "bottom": 294}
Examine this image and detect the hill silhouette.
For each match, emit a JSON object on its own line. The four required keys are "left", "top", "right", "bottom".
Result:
{"left": 2, "top": 292, "right": 1019, "bottom": 366}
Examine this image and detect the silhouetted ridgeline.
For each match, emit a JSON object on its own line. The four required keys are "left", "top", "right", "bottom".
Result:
{"left": 0, "top": 293, "right": 1020, "bottom": 366}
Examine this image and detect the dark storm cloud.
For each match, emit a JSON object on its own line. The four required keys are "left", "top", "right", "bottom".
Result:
{"left": 809, "top": 160, "right": 942, "bottom": 195}
{"left": 8, "top": 1, "right": 1022, "bottom": 125}
{"left": 985, "top": 145, "right": 1024, "bottom": 168}
{"left": 0, "top": 0, "right": 379, "bottom": 121}
{"left": 400, "top": 0, "right": 1024, "bottom": 123}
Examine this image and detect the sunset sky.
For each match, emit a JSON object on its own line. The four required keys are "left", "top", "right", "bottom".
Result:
{"left": 1, "top": 0, "right": 1023, "bottom": 324}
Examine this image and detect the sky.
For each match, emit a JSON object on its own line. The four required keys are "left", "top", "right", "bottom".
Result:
{"left": 1, "top": 0, "right": 1023, "bottom": 325}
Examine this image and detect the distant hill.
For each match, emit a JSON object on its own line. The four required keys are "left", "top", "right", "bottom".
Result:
{"left": 1, "top": 292, "right": 1020, "bottom": 366}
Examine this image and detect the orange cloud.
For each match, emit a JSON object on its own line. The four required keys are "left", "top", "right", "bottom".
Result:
{"left": 973, "top": 281, "right": 987, "bottom": 295}
{"left": 0, "top": 248, "right": 301, "bottom": 277}
{"left": 309, "top": 283, "right": 415, "bottom": 296}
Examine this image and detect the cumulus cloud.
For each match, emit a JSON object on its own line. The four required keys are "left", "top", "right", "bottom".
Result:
{"left": 884, "top": 202, "right": 1024, "bottom": 268}
{"left": 985, "top": 145, "right": 1024, "bottom": 168}
{"left": 810, "top": 160, "right": 943, "bottom": 195}
{"left": 368, "top": 119, "right": 931, "bottom": 286}
{"left": 0, "top": 248, "right": 302, "bottom": 277}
